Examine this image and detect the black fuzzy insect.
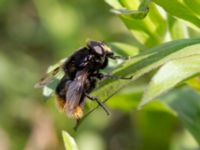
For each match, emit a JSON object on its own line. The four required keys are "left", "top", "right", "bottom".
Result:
{"left": 35, "top": 41, "right": 131, "bottom": 119}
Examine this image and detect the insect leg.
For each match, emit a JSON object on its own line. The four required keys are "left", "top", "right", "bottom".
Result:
{"left": 97, "top": 73, "right": 132, "bottom": 80}
{"left": 84, "top": 93, "right": 110, "bottom": 115}
{"left": 109, "top": 55, "right": 130, "bottom": 60}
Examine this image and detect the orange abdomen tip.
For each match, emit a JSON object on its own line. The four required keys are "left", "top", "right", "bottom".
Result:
{"left": 73, "top": 106, "right": 83, "bottom": 119}
{"left": 64, "top": 104, "right": 83, "bottom": 119}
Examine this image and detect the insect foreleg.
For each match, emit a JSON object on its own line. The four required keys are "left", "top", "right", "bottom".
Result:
{"left": 84, "top": 93, "right": 110, "bottom": 115}
{"left": 96, "top": 73, "right": 132, "bottom": 80}
{"left": 108, "top": 55, "right": 130, "bottom": 60}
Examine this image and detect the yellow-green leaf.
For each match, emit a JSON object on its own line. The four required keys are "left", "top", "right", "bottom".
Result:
{"left": 139, "top": 55, "right": 200, "bottom": 108}
{"left": 153, "top": 0, "right": 200, "bottom": 30}
{"left": 62, "top": 131, "right": 79, "bottom": 150}
{"left": 163, "top": 87, "right": 200, "bottom": 144}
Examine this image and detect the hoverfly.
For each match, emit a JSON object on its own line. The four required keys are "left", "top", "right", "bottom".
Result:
{"left": 35, "top": 41, "right": 131, "bottom": 119}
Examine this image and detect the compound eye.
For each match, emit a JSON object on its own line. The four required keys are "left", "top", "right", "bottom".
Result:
{"left": 93, "top": 46, "right": 103, "bottom": 55}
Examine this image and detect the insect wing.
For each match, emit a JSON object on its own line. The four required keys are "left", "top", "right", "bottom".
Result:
{"left": 34, "top": 58, "right": 67, "bottom": 88}
{"left": 65, "top": 71, "right": 88, "bottom": 111}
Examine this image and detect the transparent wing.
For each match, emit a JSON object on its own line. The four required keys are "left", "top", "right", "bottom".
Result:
{"left": 34, "top": 57, "right": 67, "bottom": 88}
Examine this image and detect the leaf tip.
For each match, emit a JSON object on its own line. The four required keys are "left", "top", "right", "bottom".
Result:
{"left": 62, "top": 130, "right": 79, "bottom": 150}
{"left": 137, "top": 96, "right": 152, "bottom": 110}
{"left": 137, "top": 102, "right": 145, "bottom": 110}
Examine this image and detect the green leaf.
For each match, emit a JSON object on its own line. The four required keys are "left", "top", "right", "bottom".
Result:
{"left": 139, "top": 54, "right": 200, "bottom": 108}
{"left": 88, "top": 38, "right": 200, "bottom": 111}
{"left": 111, "top": 8, "right": 149, "bottom": 19}
{"left": 152, "top": 0, "right": 200, "bottom": 30}
{"left": 107, "top": 91, "right": 177, "bottom": 116}
{"left": 111, "top": 0, "right": 151, "bottom": 19}
{"left": 168, "top": 15, "right": 188, "bottom": 40}
{"left": 109, "top": 42, "right": 140, "bottom": 56}
{"left": 104, "top": 0, "right": 122, "bottom": 9}
{"left": 186, "top": 77, "right": 200, "bottom": 93}
{"left": 183, "top": 0, "right": 200, "bottom": 18}
{"left": 106, "top": 90, "right": 142, "bottom": 111}
{"left": 105, "top": 0, "right": 167, "bottom": 47}
{"left": 62, "top": 131, "right": 79, "bottom": 150}
{"left": 163, "top": 87, "right": 200, "bottom": 144}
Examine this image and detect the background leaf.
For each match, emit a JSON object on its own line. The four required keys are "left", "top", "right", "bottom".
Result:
{"left": 168, "top": 15, "right": 188, "bottom": 40}
{"left": 186, "top": 77, "right": 200, "bottom": 93}
{"left": 183, "top": 0, "right": 200, "bottom": 18}
{"left": 139, "top": 54, "right": 200, "bottom": 108}
{"left": 109, "top": 42, "right": 140, "bottom": 56}
{"left": 163, "top": 87, "right": 200, "bottom": 144}
{"left": 152, "top": 0, "right": 200, "bottom": 30}
{"left": 62, "top": 131, "right": 79, "bottom": 150}
{"left": 105, "top": 0, "right": 167, "bottom": 47}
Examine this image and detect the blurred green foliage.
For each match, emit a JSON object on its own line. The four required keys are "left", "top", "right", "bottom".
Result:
{"left": 0, "top": 0, "right": 200, "bottom": 150}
